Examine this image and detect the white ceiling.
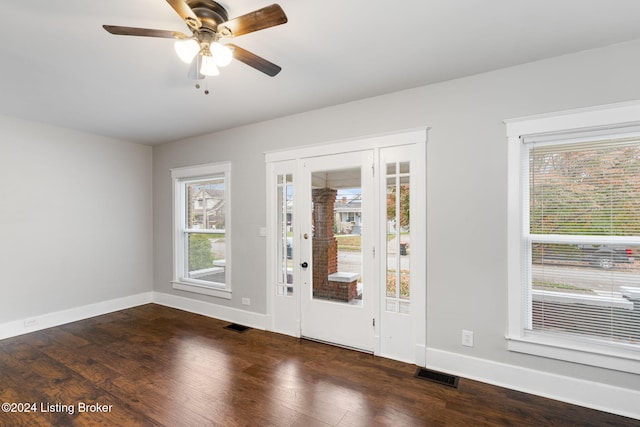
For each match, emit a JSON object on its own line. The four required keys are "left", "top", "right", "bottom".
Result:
{"left": 2, "top": 1, "right": 640, "bottom": 145}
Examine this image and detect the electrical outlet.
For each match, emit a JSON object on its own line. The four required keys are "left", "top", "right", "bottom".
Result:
{"left": 24, "top": 318, "right": 38, "bottom": 328}
{"left": 462, "top": 330, "right": 474, "bottom": 347}
{"left": 242, "top": 298, "right": 251, "bottom": 306}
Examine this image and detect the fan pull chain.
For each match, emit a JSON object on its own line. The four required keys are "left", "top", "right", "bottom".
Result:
{"left": 194, "top": 79, "right": 210, "bottom": 95}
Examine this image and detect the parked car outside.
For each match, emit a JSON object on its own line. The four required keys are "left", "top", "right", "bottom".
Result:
{"left": 578, "top": 244, "right": 635, "bottom": 269}
{"left": 533, "top": 244, "right": 635, "bottom": 270}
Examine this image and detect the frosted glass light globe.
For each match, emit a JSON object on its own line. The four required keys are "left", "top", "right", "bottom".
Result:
{"left": 174, "top": 39, "right": 200, "bottom": 63}
{"left": 199, "top": 55, "right": 220, "bottom": 76}
{"left": 210, "top": 42, "right": 233, "bottom": 67}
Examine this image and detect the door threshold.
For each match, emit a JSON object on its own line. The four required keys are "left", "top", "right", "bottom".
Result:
{"left": 301, "top": 336, "right": 374, "bottom": 355}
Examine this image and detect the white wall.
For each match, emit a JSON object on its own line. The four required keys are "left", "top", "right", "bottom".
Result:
{"left": 153, "top": 39, "right": 640, "bottom": 413}
{"left": 0, "top": 115, "right": 153, "bottom": 323}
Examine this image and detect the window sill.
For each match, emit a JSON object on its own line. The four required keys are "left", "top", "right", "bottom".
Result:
{"left": 506, "top": 333, "right": 640, "bottom": 374}
{"left": 172, "top": 281, "right": 232, "bottom": 300}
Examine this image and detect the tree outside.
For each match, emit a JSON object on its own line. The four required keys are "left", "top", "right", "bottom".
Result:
{"left": 188, "top": 233, "right": 214, "bottom": 271}
{"left": 387, "top": 184, "right": 410, "bottom": 229}
{"left": 530, "top": 145, "right": 640, "bottom": 236}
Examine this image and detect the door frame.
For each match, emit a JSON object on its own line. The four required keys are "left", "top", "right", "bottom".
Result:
{"left": 265, "top": 129, "right": 428, "bottom": 366}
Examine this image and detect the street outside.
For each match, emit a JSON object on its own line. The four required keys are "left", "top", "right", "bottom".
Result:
{"left": 533, "top": 263, "right": 640, "bottom": 295}
{"left": 212, "top": 235, "right": 639, "bottom": 296}
{"left": 336, "top": 235, "right": 410, "bottom": 274}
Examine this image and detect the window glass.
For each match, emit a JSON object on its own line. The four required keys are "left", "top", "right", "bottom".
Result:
{"left": 276, "top": 174, "right": 294, "bottom": 296}
{"left": 386, "top": 161, "right": 411, "bottom": 314}
{"left": 186, "top": 177, "right": 225, "bottom": 230}
{"left": 183, "top": 177, "right": 226, "bottom": 285}
{"left": 525, "top": 139, "right": 640, "bottom": 345}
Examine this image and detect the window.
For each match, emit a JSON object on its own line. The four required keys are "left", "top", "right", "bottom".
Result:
{"left": 171, "top": 162, "right": 231, "bottom": 299}
{"left": 507, "top": 103, "right": 640, "bottom": 374}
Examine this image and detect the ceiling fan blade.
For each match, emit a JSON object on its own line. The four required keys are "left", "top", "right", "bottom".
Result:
{"left": 166, "top": 0, "right": 202, "bottom": 30}
{"left": 219, "top": 4, "right": 287, "bottom": 37}
{"left": 103, "top": 25, "right": 188, "bottom": 39}
{"left": 228, "top": 44, "right": 281, "bottom": 77}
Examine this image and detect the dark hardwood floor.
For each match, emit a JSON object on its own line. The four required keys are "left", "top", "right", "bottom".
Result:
{"left": 0, "top": 304, "right": 637, "bottom": 426}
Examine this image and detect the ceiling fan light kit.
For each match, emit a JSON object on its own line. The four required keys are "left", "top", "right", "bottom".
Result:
{"left": 103, "top": 0, "right": 287, "bottom": 93}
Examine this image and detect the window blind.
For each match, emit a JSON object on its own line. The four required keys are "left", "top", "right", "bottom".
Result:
{"left": 524, "top": 135, "right": 640, "bottom": 347}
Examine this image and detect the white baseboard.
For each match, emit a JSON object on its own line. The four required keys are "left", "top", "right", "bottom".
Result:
{"left": 152, "top": 291, "right": 268, "bottom": 330}
{"left": 426, "top": 347, "right": 640, "bottom": 420}
{"left": 0, "top": 292, "right": 154, "bottom": 340}
{"left": 415, "top": 344, "right": 426, "bottom": 367}
{"left": 0, "top": 291, "right": 266, "bottom": 342}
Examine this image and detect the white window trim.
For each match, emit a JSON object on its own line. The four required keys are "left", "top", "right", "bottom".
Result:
{"left": 505, "top": 101, "right": 640, "bottom": 374}
{"left": 171, "top": 162, "right": 232, "bottom": 300}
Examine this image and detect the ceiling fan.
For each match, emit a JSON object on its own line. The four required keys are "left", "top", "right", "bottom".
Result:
{"left": 103, "top": 0, "right": 287, "bottom": 88}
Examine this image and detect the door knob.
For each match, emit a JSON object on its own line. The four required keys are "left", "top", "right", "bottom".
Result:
{"left": 300, "top": 262, "right": 309, "bottom": 268}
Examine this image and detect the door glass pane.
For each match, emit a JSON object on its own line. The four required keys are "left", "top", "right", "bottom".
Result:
{"left": 311, "top": 168, "right": 362, "bottom": 305}
{"left": 277, "top": 174, "right": 294, "bottom": 296}
{"left": 386, "top": 161, "right": 411, "bottom": 313}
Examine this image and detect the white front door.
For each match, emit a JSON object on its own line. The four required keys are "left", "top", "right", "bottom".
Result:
{"left": 299, "top": 150, "right": 375, "bottom": 351}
